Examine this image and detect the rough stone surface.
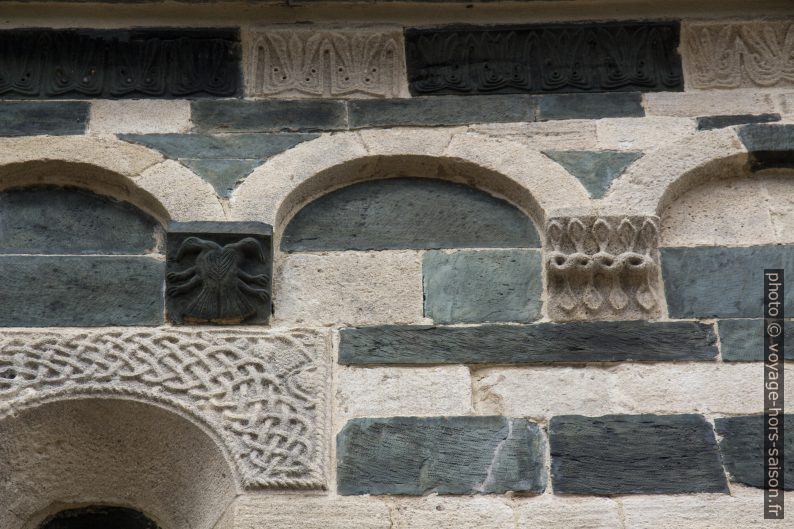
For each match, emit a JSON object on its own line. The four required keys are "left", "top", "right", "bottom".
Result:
{"left": 469, "top": 120, "right": 598, "bottom": 150}
{"left": 0, "top": 101, "right": 88, "bottom": 136}
{"left": 718, "top": 319, "right": 794, "bottom": 361}
{"left": 550, "top": 414, "right": 728, "bottom": 494}
{"left": 738, "top": 124, "right": 794, "bottom": 170}
{"left": 337, "top": 416, "right": 546, "bottom": 495}
{"left": 697, "top": 113, "right": 781, "bottom": 131}
{"left": 644, "top": 90, "right": 777, "bottom": 117}
{"left": 392, "top": 496, "right": 515, "bottom": 529}
{"left": 405, "top": 22, "right": 682, "bottom": 95}
{"left": 543, "top": 151, "right": 643, "bottom": 198}
{"left": 120, "top": 133, "right": 318, "bottom": 160}
{"left": 545, "top": 216, "right": 662, "bottom": 320}
{"left": 0, "top": 327, "right": 330, "bottom": 489}
{"left": 0, "top": 256, "right": 163, "bottom": 326}
{"left": 90, "top": 100, "right": 191, "bottom": 134}
{"left": 226, "top": 496, "right": 391, "bottom": 529}
{"left": 39, "top": 506, "right": 160, "bottom": 529}
{"left": 661, "top": 245, "right": 794, "bottom": 318}
{"left": 535, "top": 92, "right": 644, "bottom": 121}
{"left": 192, "top": 100, "right": 347, "bottom": 132}
{"left": 348, "top": 95, "right": 534, "bottom": 128}
{"left": 135, "top": 160, "right": 226, "bottom": 222}
{"left": 166, "top": 221, "right": 272, "bottom": 325}
{"left": 514, "top": 496, "right": 621, "bottom": 529}
{"left": 683, "top": 21, "right": 794, "bottom": 89}
{"left": 0, "top": 186, "right": 161, "bottom": 254}
{"left": 274, "top": 251, "right": 424, "bottom": 326}
{"left": 338, "top": 321, "right": 717, "bottom": 365}
{"left": 595, "top": 116, "right": 695, "bottom": 151}
{"left": 282, "top": 177, "right": 539, "bottom": 251}
{"left": 180, "top": 159, "right": 262, "bottom": 198}
{"left": 715, "top": 415, "right": 792, "bottom": 489}
{"left": 245, "top": 26, "right": 407, "bottom": 98}
{"left": 423, "top": 249, "right": 542, "bottom": 324}
{"left": 336, "top": 366, "right": 472, "bottom": 423}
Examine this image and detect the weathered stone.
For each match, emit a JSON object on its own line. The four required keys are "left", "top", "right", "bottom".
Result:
{"left": 337, "top": 416, "right": 546, "bottom": 495}
{"left": 392, "top": 496, "right": 515, "bottom": 529}
{"left": 550, "top": 414, "right": 728, "bottom": 494}
{"left": 469, "top": 120, "right": 598, "bottom": 150}
{"left": 40, "top": 506, "right": 160, "bottom": 529}
{"left": 661, "top": 245, "right": 794, "bottom": 318}
{"left": 227, "top": 496, "right": 391, "bottom": 529}
{"left": 0, "top": 101, "right": 88, "bottom": 136}
{"left": 543, "top": 151, "right": 642, "bottom": 198}
{"left": 683, "top": 21, "right": 794, "bottom": 89}
{"left": 696, "top": 113, "right": 780, "bottom": 131}
{"left": 535, "top": 93, "right": 644, "bottom": 121}
{"left": 644, "top": 90, "right": 777, "bottom": 117}
{"left": 0, "top": 186, "right": 160, "bottom": 254}
{"left": 0, "top": 28, "right": 240, "bottom": 98}
{"left": 405, "top": 22, "right": 682, "bottom": 95}
{"left": 274, "top": 251, "right": 424, "bottom": 326}
{"left": 245, "top": 26, "right": 407, "bottom": 98}
{"left": 191, "top": 100, "right": 347, "bottom": 132}
{"left": 719, "top": 319, "right": 794, "bottom": 361}
{"left": 423, "top": 249, "right": 542, "bottom": 324}
{"left": 119, "top": 133, "right": 318, "bottom": 160}
{"left": 348, "top": 95, "right": 534, "bottom": 128}
{"left": 180, "top": 159, "right": 262, "bottom": 198}
{"left": 715, "top": 415, "right": 793, "bottom": 489}
{"left": 545, "top": 216, "right": 662, "bottom": 320}
{"left": 514, "top": 496, "right": 621, "bottom": 529}
{"left": 336, "top": 366, "right": 472, "bottom": 423}
{"left": 595, "top": 116, "right": 695, "bottom": 151}
{"left": 281, "top": 177, "right": 540, "bottom": 251}
{"left": 338, "top": 321, "right": 717, "bottom": 365}
{"left": 166, "top": 221, "right": 272, "bottom": 325}
{"left": 90, "top": 100, "right": 191, "bottom": 134}
{"left": 0, "top": 327, "right": 330, "bottom": 490}
{"left": 738, "top": 124, "right": 794, "bottom": 170}
{"left": 0, "top": 256, "right": 163, "bottom": 326}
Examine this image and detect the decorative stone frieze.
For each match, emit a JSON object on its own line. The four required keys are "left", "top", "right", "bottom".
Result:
{"left": 0, "top": 28, "right": 241, "bottom": 98}
{"left": 0, "top": 327, "right": 330, "bottom": 489}
{"left": 405, "top": 22, "right": 682, "bottom": 95}
{"left": 244, "top": 27, "right": 407, "bottom": 98}
{"left": 683, "top": 20, "right": 794, "bottom": 89}
{"left": 166, "top": 222, "right": 273, "bottom": 325}
{"left": 545, "top": 216, "right": 662, "bottom": 321}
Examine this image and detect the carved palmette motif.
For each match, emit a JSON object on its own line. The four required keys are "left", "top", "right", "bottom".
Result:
{"left": 684, "top": 21, "right": 794, "bottom": 88}
{"left": 246, "top": 27, "right": 407, "bottom": 97}
{"left": 545, "top": 216, "right": 662, "bottom": 321}
{"left": 0, "top": 328, "right": 329, "bottom": 489}
{"left": 405, "top": 22, "right": 683, "bottom": 95}
{"left": 0, "top": 29, "right": 240, "bottom": 98}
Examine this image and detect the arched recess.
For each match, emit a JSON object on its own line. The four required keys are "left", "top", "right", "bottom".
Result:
{"left": 0, "top": 397, "right": 237, "bottom": 529}
{"left": 230, "top": 129, "right": 592, "bottom": 242}
{"left": 0, "top": 136, "right": 224, "bottom": 223}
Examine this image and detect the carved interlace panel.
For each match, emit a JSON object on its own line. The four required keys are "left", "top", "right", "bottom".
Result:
{"left": 0, "top": 328, "right": 329, "bottom": 489}
{"left": 545, "top": 217, "right": 662, "bottom": 321}
{"left": 684, "top": 21, "right": 794, "bottom": 88}
{"left": 245, "top": 27, "right": 407, "bottom": 98}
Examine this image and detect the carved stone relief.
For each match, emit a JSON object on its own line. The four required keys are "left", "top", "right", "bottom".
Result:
{"left": 545, "top": 216, "right": 662, "bottom": 321}
{"left": 166, "top": 222, "right": 272, "bottom": 325}
{"left": 683, "top": 21, "right": 794, "bottom": 88}
{"left": 244, "top": 27, "right": 407, "bottom": 98}
{"left": 0, "top": 328, "right": 330, "bottom": 489}
{"left": 405, "top": 22, "right": 683, "bottom": 95}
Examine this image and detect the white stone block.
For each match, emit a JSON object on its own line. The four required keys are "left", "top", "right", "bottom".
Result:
{"left": 391, "top": 495, "right": 514, "bottom": 529}
{"left": 90, "top": 100, "right": 191, "bottom": 134}
{"left": 228, "top": 495, "right": 391, "bottom": 529}
{"left": 644, "top": 90, "right": 777, "bottom": 117}
{"left": 514, "top": 495, "right": 621, "bottom": 529}
{"left": 596, "top": 116, "right": 695, "bottom": 151}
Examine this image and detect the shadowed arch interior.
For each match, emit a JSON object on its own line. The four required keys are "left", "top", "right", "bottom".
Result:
{"left": 39, "top": 506, "right": 160, "bottom": 529}
{"left": 281, "top": 177, "right": 540, "bottom": 252}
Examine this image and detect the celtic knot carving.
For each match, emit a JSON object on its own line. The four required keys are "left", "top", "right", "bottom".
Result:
{"left": 545, "top": 216, "right": 662, "bottom": 321}
{"left": 0, "top": 328, "right": 329, "bottom": 489}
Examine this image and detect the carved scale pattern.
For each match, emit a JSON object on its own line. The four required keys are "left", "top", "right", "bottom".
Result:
{"left": 0, "top": 29, "right": 240, "bottom": 98}
{"left": 545, "top": 217, "right": 662, "bottom": 321}
{"left": 405, "top": 23, "right": 683, "bottom": 95}
{"left": 684, "top": 21, "right": 794, "bottom": 88}
{"left": 0, "top": 328, "right": 328, "bottom": 489}
{"left": 246, "top": 28, "right": 406, "bottom": 98}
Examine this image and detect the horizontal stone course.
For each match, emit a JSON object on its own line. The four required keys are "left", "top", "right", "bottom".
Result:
{"left": 718, "top": 319, "right": 793, "bottom": 361}
{"left": 550, "top": 414, "right": 728, "bottom": 494}
{"left": 0, "top": 102, "right": 88, "bottom": 136}
{"left": 715, "top": 415, "right": 792, "bottom": 490}
{"left": 338, "top": 321, "right": 717, "bottom": 365}
{"left": 337, "top": 416, "right": 546, "bottom": 495}
{"left": 0, "top": 256, "right": 164, "bottom": 326}
{"left": 191, "top": 100, "right": 347, "bottom": 132}
{"left": 535, "top": 92, "right": 645, "bottom": 121}
{"left": 662, "top": 245, "right": 794, "bottom": 318}
{"left": 696, "top": 113, "right": 780, "bottom": 131}
{"left": 738, "top": 124, "right": 794, "bottom": 170}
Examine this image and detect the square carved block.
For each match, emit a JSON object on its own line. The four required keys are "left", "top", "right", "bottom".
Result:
{"left": 166, "top": 221, "right": 273, "bottom": 325}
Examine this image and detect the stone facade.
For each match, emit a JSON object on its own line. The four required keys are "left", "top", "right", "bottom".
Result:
{"left": 0, "top": 3, "right": 793, "bottom": 529}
